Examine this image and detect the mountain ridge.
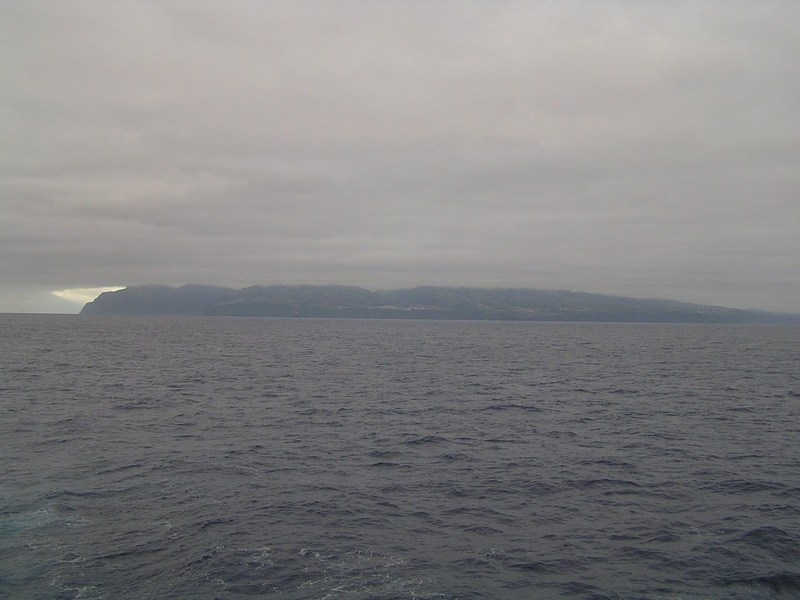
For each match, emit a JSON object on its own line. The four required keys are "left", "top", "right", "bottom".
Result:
{"left": 79, "top": 285, "right": 800, "bottom": 323}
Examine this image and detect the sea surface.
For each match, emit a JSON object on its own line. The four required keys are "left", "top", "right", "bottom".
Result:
{"left": 1, "top": 315, "right": 799, "bottom": 599}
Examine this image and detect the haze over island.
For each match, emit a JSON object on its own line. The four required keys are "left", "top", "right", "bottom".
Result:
{"left": 2, "top": 2, "right": 799, "bottom": 314}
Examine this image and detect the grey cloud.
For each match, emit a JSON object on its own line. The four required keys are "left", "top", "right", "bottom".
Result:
{"left": 1, "top": 1, "right": 799, "bottom": 312}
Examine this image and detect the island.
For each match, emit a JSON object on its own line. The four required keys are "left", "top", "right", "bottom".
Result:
{"left": 79, "top": 285, "right": 800, "bottom": 323}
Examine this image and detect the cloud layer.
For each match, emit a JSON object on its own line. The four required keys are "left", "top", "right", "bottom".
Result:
{"left": 2, "top": 1, "right": 799, "bottom": 312}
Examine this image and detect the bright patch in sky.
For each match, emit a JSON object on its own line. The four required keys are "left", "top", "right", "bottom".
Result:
{"left": 51, "top": 287, "right": 124, "bottom": 305}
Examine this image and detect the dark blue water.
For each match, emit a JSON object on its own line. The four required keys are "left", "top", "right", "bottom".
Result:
{"left": 1, "top": 315, "right": 799, "bottom": 599}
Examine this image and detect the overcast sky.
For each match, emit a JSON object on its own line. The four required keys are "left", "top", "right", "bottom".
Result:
{"left": 2, "top": 1, "right": 799, "bottom": 313}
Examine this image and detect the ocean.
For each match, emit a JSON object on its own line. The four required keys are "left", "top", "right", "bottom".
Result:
{"left": 1, "top": 315, "right": 798, "bottom": 599}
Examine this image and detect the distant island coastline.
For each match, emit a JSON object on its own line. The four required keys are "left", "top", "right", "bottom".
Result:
{"left": 79, "top": 285, "right": 800, "bottom": 324}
